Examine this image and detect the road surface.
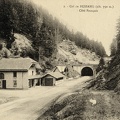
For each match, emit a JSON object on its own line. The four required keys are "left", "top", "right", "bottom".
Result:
{"left": 0, "top": 77, "right": 91, "bottom": 120}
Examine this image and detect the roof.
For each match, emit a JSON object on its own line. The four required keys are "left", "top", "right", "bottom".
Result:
{"left": 28, "top": 75, "right": 41, "bottom": 79}
{"left": 35, "top": 63, "right": 42, "bottom": 69}
{"left": 42, "top": 72, "right": 64, "bottom": 79}
{"left": 0, "top": 57, "right": 40, "bottom": 71}
{"left": 53, "top": 66, "right": 66, "bottom": 72}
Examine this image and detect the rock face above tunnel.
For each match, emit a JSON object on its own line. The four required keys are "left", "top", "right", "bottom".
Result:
{"left": 72, "top": 64, "right": 97, "bottom": 78}
{"left": 58, "top": 40, "right": 99, "bottom": 65}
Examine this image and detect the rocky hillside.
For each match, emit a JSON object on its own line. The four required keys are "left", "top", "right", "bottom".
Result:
{"left": 86, "top": 17, "right": 120, "bottom": 93}
{"left": 57, "top": 40, "right": 99, "bottom": 65}
{"left": 0, "top": 33, "right": 99, "bottom": 64}
{"left": 54, "top": 39, "right": 100, "bottom": 78}
{"left": 0, "top": 0, "right": 105, "bottom": 70}
{"left": 0, "top": 33, "right": 99, "bottom": 79}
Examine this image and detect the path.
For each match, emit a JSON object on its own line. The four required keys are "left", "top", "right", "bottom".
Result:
{"left": 0, "top": 77, "right": 91, "bottom": 120}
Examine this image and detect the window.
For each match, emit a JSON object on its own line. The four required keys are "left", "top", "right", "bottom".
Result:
{"left": 13, "top": 80, "right": 17, "bottom": 87}
{"left": 13, "top": 72, "right": 17, "bottom": 77}
{"left": 0, "top": 73, "right": 4, "bottom": 79}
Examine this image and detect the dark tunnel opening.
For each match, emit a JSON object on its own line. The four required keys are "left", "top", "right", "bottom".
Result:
{"left": 81, "top": 67, "right": 93, "bottom": 76}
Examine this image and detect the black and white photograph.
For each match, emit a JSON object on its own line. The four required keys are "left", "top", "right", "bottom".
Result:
{"left": 0, "top": 0, "right": 120, "bottom": 120}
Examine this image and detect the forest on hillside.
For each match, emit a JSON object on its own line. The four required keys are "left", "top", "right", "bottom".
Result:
{"left": 0, "top": 0, "right": 106, "bottom": 67}
{"left": 110, "top": 18, "right": 120, "bottom": 57}
{"left": 87, "top": 17, "right": 120, "bottom": 92}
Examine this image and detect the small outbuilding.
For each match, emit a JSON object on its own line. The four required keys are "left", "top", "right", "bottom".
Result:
{"left": 41, "top": 72, "right": 64, "bottom": 86}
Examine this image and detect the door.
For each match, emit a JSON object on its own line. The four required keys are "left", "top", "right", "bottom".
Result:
{"left": 2, "top": 80, "right": 6, "bottom": 89}
{"left": 45, "top": 78, "right": 53, "bottom": 86}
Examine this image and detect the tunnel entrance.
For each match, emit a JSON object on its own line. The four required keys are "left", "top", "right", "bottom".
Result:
{"left": 81, "top": 67, "right": 93, "bottom": 76}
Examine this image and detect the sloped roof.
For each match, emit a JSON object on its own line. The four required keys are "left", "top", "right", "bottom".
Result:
{"left": 0, "top": 57, "right": 40, "bottom": 71}
{"left": 35, "top": 63, "right": 42, "bottom": 69}
{"left": 28, "top": 75, "right": 41, "bottom": 79}
{"left": 42, "top": 72, "right": 64, "bottom": 79}
{"left": 53, "top": 66, "right": 66, "bottom": 72}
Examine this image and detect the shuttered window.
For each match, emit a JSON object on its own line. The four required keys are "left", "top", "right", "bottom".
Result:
{"left": 13, "top": 72, "right": 17, "bottom": 77}
{"left": 13, "top": 80, "right": 17, "bottom": 87}
{"left": 0, "top": 73, "right": 4, "bottom": 79}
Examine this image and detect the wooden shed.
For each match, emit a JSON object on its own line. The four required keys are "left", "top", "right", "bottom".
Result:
{"left": 41, "top": 72, "right": 64, "bottom": 86}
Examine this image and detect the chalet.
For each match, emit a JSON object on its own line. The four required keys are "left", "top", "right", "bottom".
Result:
{"left": 0, "top": 57, "right": 41, "bottom": 89}
{"left": 41, "top": 72, "right": 64, "bottom": 86}
{"left": 53, "top": 65, "right": 68, "bottom": 74}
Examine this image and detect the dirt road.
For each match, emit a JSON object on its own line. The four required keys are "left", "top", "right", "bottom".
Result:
{"left": 0, "top": 77, "right": 91, "bottom": 120}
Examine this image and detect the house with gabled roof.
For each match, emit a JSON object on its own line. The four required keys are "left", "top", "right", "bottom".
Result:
{"left": 53, "top": 65, "right": 67, "bottom": 73}
{"left": 0, "top": 57, "right": 41, "bottom": 89}
{"left": 41, "top": 72, "right": 64, "bottom": 86}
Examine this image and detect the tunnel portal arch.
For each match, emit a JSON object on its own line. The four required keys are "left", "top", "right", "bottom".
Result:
{"left": 81, "top": 67, "right": 93, "bottom": 76}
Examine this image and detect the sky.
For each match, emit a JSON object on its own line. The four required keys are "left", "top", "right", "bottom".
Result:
{"left": 31, "top": 0, "right": 120, "bottom": 56}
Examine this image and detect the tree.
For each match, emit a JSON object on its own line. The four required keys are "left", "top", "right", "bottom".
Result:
{"left": 110, "top": 39, "right": 117, "bottom": 56}
{"left": 0, "top": 0, "right": 15, "bottom": 48}
{"left": 96, "top": 57, "right": 105, "bottom": 73}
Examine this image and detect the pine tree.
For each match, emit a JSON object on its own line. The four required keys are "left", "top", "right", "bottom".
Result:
{"left": 96, "top": 57, "right": 105, "bottom": 73}
{"left": 0, "top": 0, "right": 14, "bottom": 48}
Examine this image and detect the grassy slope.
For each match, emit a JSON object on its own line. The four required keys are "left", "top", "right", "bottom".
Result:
{"left": 38, "top": 90, "right": 120, "bottom": 120}
{"left": 87, "top": 54, "right": 120, "bottom": 92}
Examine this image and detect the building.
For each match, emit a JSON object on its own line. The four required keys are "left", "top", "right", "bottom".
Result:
{"left": 53, "top": 65, "right": 67, "bottom": 73}
{"left": 41, "top": 72, "right": 64, "bottom": 86}
{"left": 0, "top": 57, "right": 41, "bottom": 89}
